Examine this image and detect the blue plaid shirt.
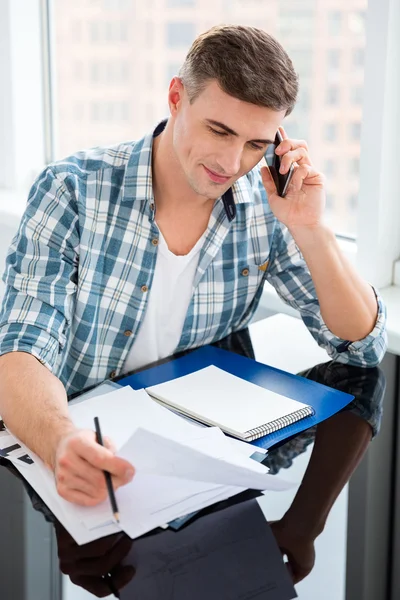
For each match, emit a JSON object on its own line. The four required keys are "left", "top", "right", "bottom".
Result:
{"left": 0, "top": 122, "right": 387, "bottom": 394}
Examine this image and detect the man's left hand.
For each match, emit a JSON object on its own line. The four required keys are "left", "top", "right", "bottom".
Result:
{"left": 270, "top": 519, "right": 316, "bottom": 584}
{"left": 261, "top": 127, "right": 326, "bottom": 231}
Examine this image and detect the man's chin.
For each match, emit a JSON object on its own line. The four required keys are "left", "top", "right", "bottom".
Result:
{"left": 188, "top": 176, "right": 233, "bottom": 199}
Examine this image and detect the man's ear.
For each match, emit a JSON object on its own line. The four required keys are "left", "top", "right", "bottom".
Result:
{"left": 167, "top": 77, "right": 184, "bottom": 116}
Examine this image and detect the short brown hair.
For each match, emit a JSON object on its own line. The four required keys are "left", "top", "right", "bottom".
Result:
{"left": 179, "top": 25, "right": 298, "bottom": 116}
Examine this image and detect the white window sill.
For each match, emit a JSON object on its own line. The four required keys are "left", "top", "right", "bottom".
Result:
{"left": 261, "top": 283, "right": 400, "bottom": 356}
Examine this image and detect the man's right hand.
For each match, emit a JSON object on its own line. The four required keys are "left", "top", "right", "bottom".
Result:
{"left": 53, "top": 429, "right": 135, "bottom": 506}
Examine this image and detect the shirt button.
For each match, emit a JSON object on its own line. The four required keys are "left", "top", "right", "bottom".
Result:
{"left": 141, "top": 285, "right": 148, "bottom": 293}
{"left": 150, "top": 203, "right": 155, "bottom": 211}
{"left": 241, "top": 268, "right": 249, "bottom": 277}
{"left": 151, "top": 238, "right": 158, "bottom": 246}
{"left": 124, "top": 330, "right": 133, "bottom": 337}
{"left": 109, "top": 370, "right": 116, "bottom": 379}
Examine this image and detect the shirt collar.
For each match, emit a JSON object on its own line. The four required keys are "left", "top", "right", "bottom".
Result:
{"left": 121, "top": 118, "right": 255, "bottom": 209}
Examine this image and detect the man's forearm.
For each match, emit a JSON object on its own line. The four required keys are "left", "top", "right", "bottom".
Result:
{"left": 0, "top": 352, "right": 76, "bottom": 468}
{"left": 289, "top": 224, "right": 378, "bottom": 341}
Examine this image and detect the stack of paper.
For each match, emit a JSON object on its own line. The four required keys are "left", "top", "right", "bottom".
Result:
{"left": 1, "top": 386, "right": 294, "bottom": 545}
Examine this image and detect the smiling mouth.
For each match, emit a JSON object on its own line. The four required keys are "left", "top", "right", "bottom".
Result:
{"left": 203, "top": 165, "right": 231, "bottom": 184}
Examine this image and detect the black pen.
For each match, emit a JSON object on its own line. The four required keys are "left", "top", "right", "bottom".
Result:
{"left": 94, "top": 416, "right": 120, "bottom": 523}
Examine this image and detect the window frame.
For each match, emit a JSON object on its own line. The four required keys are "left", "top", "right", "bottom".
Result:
{"left": 0, "top": 0, "right": 398, "bottom": 292}
{"left": 0, "top": 0, "right": 47, "bottom": 216}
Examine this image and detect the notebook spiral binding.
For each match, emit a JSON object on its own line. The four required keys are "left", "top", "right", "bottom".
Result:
{"left": 244, "top": 406, "right": 314, "bottom": 441}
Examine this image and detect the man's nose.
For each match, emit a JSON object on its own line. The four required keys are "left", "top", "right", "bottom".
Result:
{"left": 217, "top": 147, "right": 242, "bottom": 177}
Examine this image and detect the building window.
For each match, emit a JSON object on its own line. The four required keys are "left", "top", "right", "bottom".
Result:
{"left": 324, "top": 159, "right": 335, "bottom": 177}
{"left": 326, "top": 193, "right": 334, "bottom": 210}
{"left": 290, "top": 49, "right": 313, "bottom": 78}
{"left": 146, "top": 21, "right": 153, "bottom": 47}
{"left": 285, "top": 120, "right": 302, "bottom": 140}
{"left": 71, "top": 20, "right": 82, "bottom": 42}
{"left": 88, "top": 20, "right": 127, "bottom": 43}
{"left": 73, "top": 60, "right": 84, "bottom": 79}
{"left": 350, "top": 157, "right": 360, "bottom": 176}
{"left": 349, "top": 193, "right": 358, "bottom": 210}
{"left": 324, "top": 123, "right": 337, "bottom": 142}
{"left": 89, "top": 21, "right": 100, "bottom": 43}
{"left": 351, "top": 86, "right": 363, "bottom": 105}
{"left": 328, "top": 11, "right": 342, "bottom": 36}
{"left": 91, "top": 102, "right": 100, "bottom": 121}
{"left": 92, "top": 62, "right": 101, "bottom": 83}
{"left": 74, "top": 103, "right": 84, "bottom": 121}
{"left": 327, "top": 49, "right": 340, "bottom": 70}
{"left": 353, "top": 48, "right": 365, "bottom": 68}
{"left": 326, "top": 86, "right": 339, "bottom": 106}
{"left": 350, "top": 122, "right": 361, "bottom": 141}
{"left": 166, "top": 62, "right": 181, "bottom": 84}
{"left": 166, "top": 22, "right": 196, "bottom": 48}
{"left": 120, "top": 102, "right": 130, "bottom": 121}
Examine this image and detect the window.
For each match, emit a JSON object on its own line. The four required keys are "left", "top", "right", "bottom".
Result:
{"left": 6, "top": 0, "right": 400, "bottom": 294}
{"left": 351, "top": 86, "right": 363, "bottom": 105}
{"left": 349, "top": 193, "right": 358, "bottom": 210}
{"left": 91, "top": 102, "right": 100, "bottom": 121}
{"left": 48, "top": 0, "right": 371, "bottom": 240}
{"left": 74, "top": 103, "right": 84, "bottom": 121}
{"left": 89, "top": 20, "right": 128, "bottom": 43}
{"left": 350, "top": 157, "right": 360, "bottom": 176}
{"left": 324, "top": 123, "right": 337, "bottom": 142}
{"left": 326, "top": 86, "right": 339, "bottom": 106}
{"left": 278, "top": 9, "right": 315, "bottom": 39}
{"left": 324, "top": 159, "right": 336, "bottom": 177}
{"left": 89, "top": 21, "right": 99, "bottom": 43}
{"left": 327, "top": 49, "right": 340, "bottom": 70}
{"left": 166, "top": 62, "right": 181, "bottom": 84}
{"left": 91, "top": 62, "right": 100, "bottom": 83}
{"left": 328, "top": 11, "right": 342, "bottom": 36}
{"left": 289, "top": 49, "right": 313, "bottom": 78}
{"left": 350, "top": 122, "right": 361, "bottom": 141}
{"left": 325, "top": 193, "right": 335, "bottom": 210}
{"left": 145, "top": 22, "right": 153, "bottom": 47}
{"left": 166, "top": 22, "right": 195, "bottom": 47}
{"left": 73, "top": 61, "right": 84, "bottom": 79}
{"left": 91, "top": 101, "right": 130, "bottom": 122}
{"left": 353, "top": 48, "right": 365, "bottom": 67}
{"left": 71, "top": 20, "right": 82, "bottom": 43}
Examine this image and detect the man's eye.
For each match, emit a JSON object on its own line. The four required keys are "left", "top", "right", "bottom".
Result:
{"left": 250, "top": 143, "right": 264, "bottom": 151}
{"left": 209, "top": 127, "right": 227, "bottom": 137}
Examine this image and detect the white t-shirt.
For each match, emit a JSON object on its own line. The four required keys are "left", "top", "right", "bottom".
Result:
{"left": 123, "top": 229, "right": 204, "bottom": 372}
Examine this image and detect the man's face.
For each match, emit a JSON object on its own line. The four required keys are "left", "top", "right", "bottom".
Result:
{"left": 168, "top": 78, "right": 286, "bottom": 199}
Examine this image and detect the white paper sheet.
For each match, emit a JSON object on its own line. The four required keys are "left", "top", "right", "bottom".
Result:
{"left": 6, "top": 385, "right": 292, "bottom": 545}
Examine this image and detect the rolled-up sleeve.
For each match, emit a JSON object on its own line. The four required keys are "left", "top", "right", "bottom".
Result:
{"left": 0, "top": 167, "right": 79, "bottom": 372}
{"left": 265, "top": 221, "right": 387, "bottom": 368}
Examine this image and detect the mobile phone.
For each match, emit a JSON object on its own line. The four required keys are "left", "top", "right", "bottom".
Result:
{"left": 264, "top": 130, "right": 295, "bottom": 197}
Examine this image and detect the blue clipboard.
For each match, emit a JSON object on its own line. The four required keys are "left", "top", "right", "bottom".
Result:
{"left": 117, "top": 345, "right": 354, "bottom": 450}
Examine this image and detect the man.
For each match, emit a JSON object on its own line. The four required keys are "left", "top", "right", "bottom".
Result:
{"left": 0, "top": 25, "right": 386, "bottom": 508}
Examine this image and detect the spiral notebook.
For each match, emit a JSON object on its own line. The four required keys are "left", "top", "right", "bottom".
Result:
{"left": 145, "top": 365, "right": 315, "bottom": 442}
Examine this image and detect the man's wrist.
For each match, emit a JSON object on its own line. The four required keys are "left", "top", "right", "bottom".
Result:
{"left": 279, "top": 511, "right": 325, "bottom": 541}
{"left": 46, "top": 419, "right": 77, "bottom": 470}
{"left": 288, "top": 222, "right": 336, "bottom": 253}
